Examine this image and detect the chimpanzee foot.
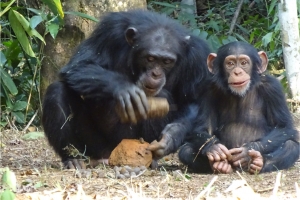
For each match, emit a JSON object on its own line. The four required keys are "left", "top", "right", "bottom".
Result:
{"left": 89, "top": 158, "right": 109, "bottom": 167}
{"left": 63, "top": 159, "right": 86, "bottom": 169}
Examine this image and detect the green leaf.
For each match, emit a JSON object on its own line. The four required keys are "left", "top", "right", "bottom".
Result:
{"left": 65, "top": 11, "right": 99, "bottom": 22}
{"left": 185, "top": 174, "right": 191, "bottom": 180}
{"left": 12, "top": 101, "right": 27, "bottom": 111}
{"left": 11, "top": 10, "right": 45, "bottom": 45}
{"left": 30, "top": 15, "right": 43, "bottom": 29}
{"left": 208, "top": 20, "right": 219, "bottom": 32}
{"left": 234, "top": 33, "right": 247, "bottom": 42}
{"left": 34, "top": 181, "right": 44, "bottom": 189}
{"left": 0, "top": 189, "right": 15, "bottom": 200}
{"left": 0, "top": 52, "right": 7, "bottom": 67}
{"left": 2, "top": 168, "right": 17, "bottom": 191}
{"left": 27, "top": 8, "right": 42, "bottom": 15}
{"left": 0, "top": 0, "right": 16, "bottom": 18}
{"left": 0, "top": 68, "right": 18, "bottom": 95}
{"left": 268, "top": 0, "right": 277, "bottom": 15}
{"left": 42, "top": 0, "right": 64, "bottom": 19}
{"left": 192, "top": 29, "right": 200, "bottom": 36}
{"left": 207, "top": 35, "right": 221, "bottom": 52}
{"left": 8, "top": 10, "right": 35, "bottom": 57}
{"left": 11, "top": 111, "right": 25, "bottom": 123}
{"left": 47, "top": 23, "right": 59, "bottom": 39}
{"left": 198, "top": 30, "right": 208, "bottom": 40}
{"left": 262, "top": 32, "right": 273, "bottom": 47}
{"left": 21, "top": 132, "right": 45, "bottom": 140}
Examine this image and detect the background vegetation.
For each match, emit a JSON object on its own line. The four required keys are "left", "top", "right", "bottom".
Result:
{"left": 1, "top": 0, "right": 300, "bottom": 129}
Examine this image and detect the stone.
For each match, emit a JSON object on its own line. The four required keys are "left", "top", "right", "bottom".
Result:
{"left": 109, "top": 139, "right": 152, "bottom": 167}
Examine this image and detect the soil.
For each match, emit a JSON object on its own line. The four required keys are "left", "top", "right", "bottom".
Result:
{"left": 0, "top": 114, "right": 299, "bottom": 199}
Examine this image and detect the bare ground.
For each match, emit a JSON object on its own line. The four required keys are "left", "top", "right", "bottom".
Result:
{"left": 0, "top": 129, "right": 299, "bottom": 200}
{"left": 0, "top": 113, "right": 299, "bottom": 200}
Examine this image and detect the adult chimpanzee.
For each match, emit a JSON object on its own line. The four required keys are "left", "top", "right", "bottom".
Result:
{"left": 42, "top": 10, "right": 211, "bottom": 169}
{"left": 179, "top": 41, "right": 300, "bottom": 174}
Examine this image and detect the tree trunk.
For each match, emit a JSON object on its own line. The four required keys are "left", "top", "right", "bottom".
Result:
{"left": 40, "top": 0, "right": 147, "bottom": 100}
{"left": 278, "top": 0, "right": 300, "bottom": 110}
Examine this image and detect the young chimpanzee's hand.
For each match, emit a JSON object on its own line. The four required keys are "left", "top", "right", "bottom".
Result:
{"left": 206, "top": 143, "right": 232, "bottom": 162}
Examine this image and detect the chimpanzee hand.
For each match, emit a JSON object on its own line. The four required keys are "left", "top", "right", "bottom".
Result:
{"left": 248, "top": 150, "right": 263, "bottom": 174}
{"left": 114, "top": 84, "right": 148, "bottom": 124}
{"left": 147, "top": 133, "right": 172, "bottom": 160}
{"left": 229, "top": 147, "right": 250, "bottom": 168}
{"left": 206, "top": 143, "right": 232, "bottom": 162}
{"left": 210, "top": 160, "right": 233, "bottom": 174}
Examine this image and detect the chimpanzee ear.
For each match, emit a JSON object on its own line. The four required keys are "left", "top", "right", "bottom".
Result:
{"left": 125, "top": 27, "right": 138, "bottom": 46}
{"left": 207, "top": 53, "right": 217, "bottom": 74}
{"left": 258, "top": 51, "right": 268, "bottom": 74}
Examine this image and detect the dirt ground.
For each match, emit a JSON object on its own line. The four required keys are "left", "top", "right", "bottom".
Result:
{"left": 0, "top": 114, "right": 299, "bottom": 199}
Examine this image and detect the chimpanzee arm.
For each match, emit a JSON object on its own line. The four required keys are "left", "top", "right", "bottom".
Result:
{"left": 59, "top": 59, "right": 133, "bottom": 99}
{"left": 244, "top": 75, "right": 299, "bottom": 171}
{"left": 245, "top": 75, "right": 299, "bottom": 153}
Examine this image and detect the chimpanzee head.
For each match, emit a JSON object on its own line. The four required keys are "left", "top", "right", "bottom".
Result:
{"left": 207, "top": 41, "right": 268, "bottom": 97}
{"left": 125, "top": 27, "right": 190, "bottom": 96}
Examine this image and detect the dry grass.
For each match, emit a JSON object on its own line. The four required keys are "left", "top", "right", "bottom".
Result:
{"left": 0, "top": 127, "right": 299, "bottom": 200}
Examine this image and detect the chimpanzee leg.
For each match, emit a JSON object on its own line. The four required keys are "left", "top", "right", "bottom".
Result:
{"left": 261, "top": 140, "right": 299, "bottom": 172}
{"left": 178, "top": 143, "right": 212, "bottom": 173}
{"left": 42, "top": 81, "right": 103, "bottom": 168}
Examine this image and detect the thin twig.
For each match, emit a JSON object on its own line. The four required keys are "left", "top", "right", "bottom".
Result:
{"left": 193, "top": 135, "right": 216, "bottom": 162}
{"left": 22, "top": 110, "right": 38, "bottom": 132}
{"left": 229, "top": 0, "right": 244, "bottom": 35}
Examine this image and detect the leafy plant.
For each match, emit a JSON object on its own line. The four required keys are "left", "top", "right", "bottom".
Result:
{"left": 0, "top": 0, "right": 97, "bottom": 128}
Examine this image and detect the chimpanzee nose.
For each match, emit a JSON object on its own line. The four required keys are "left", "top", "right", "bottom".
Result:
{"left": 151, "top": 68, "right": 162, "bottom": 79}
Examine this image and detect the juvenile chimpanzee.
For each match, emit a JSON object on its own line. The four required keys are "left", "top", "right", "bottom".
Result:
{"left": 42, "top": 10, "right": 211, "bottom": 169}
{"left": 179, "top": 41, "right": 300, "bottom": 174}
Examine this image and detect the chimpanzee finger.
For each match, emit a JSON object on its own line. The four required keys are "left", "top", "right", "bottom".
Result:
{"left": 249, "top": 164, "right": 262, "bottom": 174}
{"left": 135, "top": 87, "right": 149, "bottom": 113}
{"left": 219, "top": 161, "right": 232, "bottom": 174}
{"left": 123, "top": 94, "right": 137, "bottom": 124}
{"left": 66, "top": 160, "right": 75, "bottom": 169}
{"left": 130, "top": 88, "right": 148, "bottom": 120}
{"left": 116, "top": 96, "right": 129, "bottom": 123}
{"left": 207, "top": 151, "right": 221, "bottom": 161}
{"left": 218, "top": 144, "right": 232, "bottom": 161}
{"left": 147, "top": 140, "right": 163, "bottom": 151}
{"left": 229, "top": 147, "right": 243, "bottom": 155}
{"left": 207, "top": 153, "right": 215, "bottom": 162}
{"left": 65, "top": 159, "right": 86, "bottom": 169}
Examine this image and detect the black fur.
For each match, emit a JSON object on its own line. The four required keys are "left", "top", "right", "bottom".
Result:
{"left": 42, "top": 10, "right": 211, "bottom": 165}
{"left": 179, "top": 41, "right": 299, "bottom": 173}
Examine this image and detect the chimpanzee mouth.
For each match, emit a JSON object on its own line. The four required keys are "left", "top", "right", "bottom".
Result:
{"left": 144, "top": 85, "right": 157, "bottom": 92}
{"left": 230, "top": 79, "right": 250, "bottom": 87}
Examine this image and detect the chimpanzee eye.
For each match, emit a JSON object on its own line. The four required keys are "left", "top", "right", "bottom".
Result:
{"left": 226, "top": 62, "right": 235, "bottom": 69}
{"left": 241, "top": 61, "right": 248, "bottom": 65}
{"left": 147, "top": 56, "right": 155, "bottom": 62}
{"left": 164, "top": 59, "right": 172, "bottom": 64}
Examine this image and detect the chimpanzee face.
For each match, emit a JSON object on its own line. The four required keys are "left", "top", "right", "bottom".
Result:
{"left": 125, "top": 27, "right": 181, "bottom": 96}
{"left": 223, "top": 54, "right": 252, "bottom": 96}
{"left": 207, "top": 42, "right": 268, "bottom": 97}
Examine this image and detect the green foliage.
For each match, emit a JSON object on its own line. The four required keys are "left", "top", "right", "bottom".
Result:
{"left": 0, "top": 168, "right": 17, "bottom": 200}
{"left": 21, "top": 131, "right": 45, "bottom": 140}
{"left": 1, "top": 0, "right": 97, "bottom": 128}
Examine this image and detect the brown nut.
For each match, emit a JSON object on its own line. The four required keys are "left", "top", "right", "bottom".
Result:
{"left": 146, "top": 97, "right": 169, "bottom": 119}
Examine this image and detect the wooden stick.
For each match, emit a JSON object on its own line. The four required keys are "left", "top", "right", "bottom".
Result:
{"left": 229, "top": 0, "right": 244, "bottom": 35}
